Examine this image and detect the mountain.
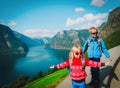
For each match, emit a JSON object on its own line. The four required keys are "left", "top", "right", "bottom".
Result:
{"left": 13, "top": 31, "right": 39, "bottom": 47}
{"left": 103, "top": 30, "right": 120, "bottom": 49}
{"left": 33, "top": 37, "right": 50, "bottom": 46}
{"left": 98, "top": 22, "right": 107, "bottom": 31}
{"left": 99, "top": 6, "right": 120, "bottom": 38}
{"left": 98, "top": 6, "right": 120, "bottom": 49}
{"left": 14, "top": 31, "right": 51, "bottom": 47}
{"left": 0, "top": 24, "right": 28, "bottom": 56}
{"left": 45, "top": 29, "right": 89, "bottom": 50}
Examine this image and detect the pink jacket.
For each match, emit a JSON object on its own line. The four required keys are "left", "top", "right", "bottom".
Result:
{"left": 56, "top": 57, "right": 101, "bottom": 81}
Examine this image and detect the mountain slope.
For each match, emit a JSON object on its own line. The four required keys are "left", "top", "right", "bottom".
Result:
{"left": 103, "top": 30, "right": 120, "bottom": 49}
{"left": 45, "top": 29, "right": 89, "bottom": 49}
{"left": 0, "top": 24, "right": 28, "bottom": 56}
{"left": 99, "top": 6, "right": 120, "bottom": 38}
{"left": 14, "top": 31, "right": 51, "bottom": 47}
{"left": 13, "top": 31, "right": 39, "bottom": 47}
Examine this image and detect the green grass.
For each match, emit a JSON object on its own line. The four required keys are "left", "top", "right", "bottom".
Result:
{"left": 104, "top": 30, "right": 120, "bottom": 49}
{"left": 24, "top": 68, "right": 68, "bottom": 88}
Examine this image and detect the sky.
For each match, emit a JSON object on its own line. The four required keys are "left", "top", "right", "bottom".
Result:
{"left": 0, "top": 0, "right": 120, "bottom": 38}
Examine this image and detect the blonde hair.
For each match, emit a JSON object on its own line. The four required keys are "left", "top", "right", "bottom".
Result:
{"left": 69, "top": 44, "right": 82, "bottom": 60}
{"left": 89, "top": 27, "right": 98, "bottom": 33}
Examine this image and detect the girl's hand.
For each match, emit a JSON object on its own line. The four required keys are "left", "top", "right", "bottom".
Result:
{"left": 50, "top": 65, "right": 55, "bottom": 69}
{"left": 105, "top": 61, "right": 110, "bottom": 66}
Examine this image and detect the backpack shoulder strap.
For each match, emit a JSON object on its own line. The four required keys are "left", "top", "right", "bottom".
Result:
{"left": 70, "top": 58, "right": 72, "bottom": 70}
{"left": 81, "top": 57, "right": 85, "bottom": 69}
{"left": 97, "top": 37, "right": 103, "bottom": 52}
{"left": 97, "top": 37, "right": 101, "bottom": 46}
{"left": 87, "top": 37, "right": 90, "bottom": 47}
{"left": 68, "top": 57, "right": 72, "bottom": 74}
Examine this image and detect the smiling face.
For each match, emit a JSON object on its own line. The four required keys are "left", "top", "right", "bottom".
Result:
{"left": 69, "top": 44, "right": 83, "bottom": 60}
{"left": 89, "top": 27, "right": 98, "bottom": 38}
{"left": 73, "top": 50, "right": 82, "bottom": 59}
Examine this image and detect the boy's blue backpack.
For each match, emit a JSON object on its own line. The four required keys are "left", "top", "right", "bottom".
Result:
{"left": 87, "top": 37, "right": 103, "bottom": 52}
{"left": 88, "top": 37, "right": 101, "bottom": 48}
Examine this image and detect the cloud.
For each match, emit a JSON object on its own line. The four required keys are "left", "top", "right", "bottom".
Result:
{"left": 8, "top": 20, "right": 16, "bottom": 26}
{"left": 95, "top": 20, "right": 103, "bottom": 25}
{"left": 0, "top": 20, "right": 6, "bottom": 25}
{"left": 22, "top": 29, "right": 60, "bottom": 38}
{"left": 91, "top": 0, "right": 105, "bottom": 7}
{"left": 66, "top": 17, "right": 85, "bottom": 27}
{"left": 80, "top": 20, "right": 103, "bottom": 29}
{"left": 66, "top": 13, "right": 108, "bottom": 27}
{"left": 75, "top": 8, "right": 85, "bottom": 12}
{"left": 0, "top": 20, "right": 16, "bottom": 27}
{"left": 84, "top": 13, "right": 108, "bottom": 21}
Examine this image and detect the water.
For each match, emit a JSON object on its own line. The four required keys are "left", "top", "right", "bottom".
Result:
{"left": 0, "top": 46, "right": 69, "bottom": 87}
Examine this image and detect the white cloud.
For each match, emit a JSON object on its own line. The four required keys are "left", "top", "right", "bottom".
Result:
{"left": 81, "top": 23, "right": 95, "bottom": 29}
{"left": 66, "top": 13, "right": 108, "bottom": 27}
{"left": 75, "top": 8, "right": 85, "bottom": 12}
{"left": 66, "top": 8, "right": 84, "bottom": 27}
{"left": 91, "top": 0, "right": 105, "bottom": 7}
{"left": 0, "top": 20, "right": 6, "bottom": 25}
{"left": 84, "top": 13, "right": 95, "bottom": 21}
{"left": 22, "top": 29, "right": 60, "bottom": 38}
{"left": 66, "top": 18, "right": 75, "bottom": 26}
{"left": 0, "top": 20, "right": 16, "bottom": 27}
{"left": 84, "top": 13, "right": 108, "bottom": 21}
{"left": 66, "top": 17, "right": 84, "bottom": 27}
{"left": 95, "top": 20, "right": 103, "bottom": 26}
{"left": 80, "top": 20, "right": 103, "bottom": 29}
{"left": 8, "top": 20, "right": 16, "bottom": 26}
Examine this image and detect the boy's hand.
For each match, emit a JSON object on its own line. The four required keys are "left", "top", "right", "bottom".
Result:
{"left": 108, "top": 57, "right": 112, "bottom": 61}
{"left": 105, "top": 61, "right": 110, "bottom": 66}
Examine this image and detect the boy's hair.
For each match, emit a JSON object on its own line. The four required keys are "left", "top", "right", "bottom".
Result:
{"left": 89, "top": 27, "right": 98, "bottom": 33}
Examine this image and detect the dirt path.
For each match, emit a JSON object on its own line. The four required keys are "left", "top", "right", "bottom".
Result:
{"left": 56, "top": 45, "right": 120, "bottom": 88}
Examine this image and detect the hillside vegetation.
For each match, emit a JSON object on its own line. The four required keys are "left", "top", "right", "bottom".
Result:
{"left": 99, "top": 6, "right": 120, "bottom": 38}
{"left": 103, "top": 30, "right": 120, "bottom": 49}
{"left": 24, "top": 69, "right": 68, "bottom": 88}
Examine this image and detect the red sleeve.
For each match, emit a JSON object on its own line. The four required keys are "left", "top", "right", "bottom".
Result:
{"left": 85, "top": 57, "right": 101, "bottom": 67}
{"left": 56, "top": 57, "right": 70, "bottom": 69}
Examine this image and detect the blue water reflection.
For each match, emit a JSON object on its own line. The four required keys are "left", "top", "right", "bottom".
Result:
{"left": 0, "top": 46, "right": 69, "bottom": 87}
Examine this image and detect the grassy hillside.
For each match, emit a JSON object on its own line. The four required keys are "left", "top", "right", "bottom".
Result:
{"left": 103, "top": 30, "right": 120, "bottom": 49}
{"left": 24, "top": 68, "right": 68, "bottom": 88}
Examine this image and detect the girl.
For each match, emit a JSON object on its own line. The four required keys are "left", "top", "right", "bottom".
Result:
{"left": 50, "top": 44, "right": 110, "bottom": 88}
